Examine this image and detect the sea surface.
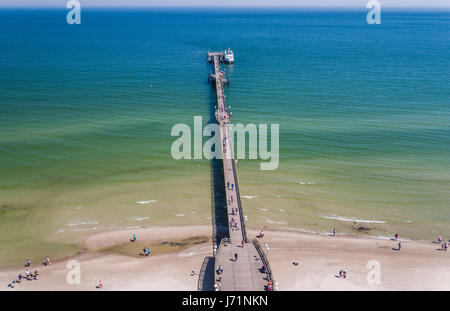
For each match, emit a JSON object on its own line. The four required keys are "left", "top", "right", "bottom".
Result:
{"left": 0, "top": 9, "right": 449, "bottom": 267}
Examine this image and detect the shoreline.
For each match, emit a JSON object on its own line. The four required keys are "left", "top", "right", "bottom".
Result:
{"left": 0, "top": 224, "right": 433, "bottom": 272}
{"left": 1, "top": 224, "right": 449, "bottom": 291}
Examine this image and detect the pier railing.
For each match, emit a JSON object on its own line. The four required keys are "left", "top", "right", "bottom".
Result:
{"left": 197, "top": 256, "right": 215, "bottom": 291}
{"left": 231, "top": 158, "right": 248, "bottom": 243}
{"left": 253, "top": 239, "right": 276, "bottom": 291}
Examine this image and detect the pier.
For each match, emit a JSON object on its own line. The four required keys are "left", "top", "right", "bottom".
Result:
{"left": 199, "top": 52, "right": 275, "bottom": 291}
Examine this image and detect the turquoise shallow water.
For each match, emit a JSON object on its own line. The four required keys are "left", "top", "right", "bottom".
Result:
{"left": 0, "top": 9, "right": 449, "bottom": 266}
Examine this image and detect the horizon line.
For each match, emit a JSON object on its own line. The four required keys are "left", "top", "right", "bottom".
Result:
{"left": 1, "top": 5, "right": 449, "bottom": 10}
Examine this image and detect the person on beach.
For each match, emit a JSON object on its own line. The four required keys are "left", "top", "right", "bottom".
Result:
{"left": 143, "top": 247, "right": 147, "bottom": 256}
{"left": 438, "top": 236, "right": 443, "bottom": 244}
{"left": 217, "top": 265, "right": 223, "bottom": 274}
{"left": 398, "top": 241, "right": 402, "bottom": 251}
{"left": 234, "top": 253, "right": 238, "bottom": 261}
{"left": 332, "top": 228, "right": 336, "bottom": 236}
{"left": 25, "top": 259, "right": 30, "bottom": 267}
{"left": 24, "top": 270, "right": 30, "bottom": 280}
{"left": 44, "top": 256, "right": 51, "bottom": 266}
{"left": 33, "top": 271, "right": 39, "bottom": 280}
{"left": 260, "top": 230, "right": 265, "bottom": 238}
{"left": 395, "top": 233, "right": 399, "bottom": 240}
{"left": 147, "top": 248, "right": 151, "bottom": 256}
{"left": 132, "top": 233, "right": 136, "bottom": 242}
{"left": 98, "top": 280, "right": 103, "bottom": 289}
{"left": 241, "top": 240, "right": 245, "bottom": 248}
{"left": 18, "top": 273, "right": 23, "bottom": 284}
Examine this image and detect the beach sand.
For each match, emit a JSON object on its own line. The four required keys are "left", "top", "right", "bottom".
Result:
{"left": 1, "top": 225, "right": 449, "bottom": 291}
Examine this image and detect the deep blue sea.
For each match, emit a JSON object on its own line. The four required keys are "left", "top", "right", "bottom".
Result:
{"left": 0, "top": 9, "right": 449, "bottom": 266}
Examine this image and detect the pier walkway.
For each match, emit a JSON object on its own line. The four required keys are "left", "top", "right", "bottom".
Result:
{"left": 205, "top": 53, "right": 271, "bottom": 291}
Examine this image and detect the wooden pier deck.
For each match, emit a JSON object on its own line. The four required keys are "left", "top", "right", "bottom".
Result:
{"left": 206, "top": 53, "right": 271, "bottom": 291}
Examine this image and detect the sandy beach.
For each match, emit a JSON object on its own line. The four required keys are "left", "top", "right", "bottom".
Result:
{"left": 1, "top": 225, "right": 449, "bottom": 291}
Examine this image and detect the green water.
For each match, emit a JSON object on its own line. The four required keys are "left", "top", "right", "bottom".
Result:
{"left": 0, "top": 9, "right": 449, "bottom": 267}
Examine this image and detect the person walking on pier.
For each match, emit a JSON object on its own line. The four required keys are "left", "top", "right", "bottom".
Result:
{"left": 231, "top": 184, "right": 234, "bottom": 191}
{"left": 227, "top": 182, "right": 229, "bottom": 189}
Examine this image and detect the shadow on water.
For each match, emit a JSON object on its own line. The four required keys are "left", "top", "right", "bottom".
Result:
{"left": 211, "top": 158, "right": 229, "bottom": 247}
{"left": 207, "top": 76, "right": 229, "bottom": 249}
